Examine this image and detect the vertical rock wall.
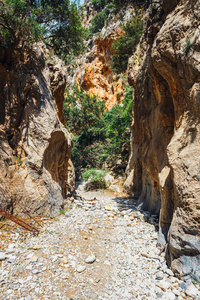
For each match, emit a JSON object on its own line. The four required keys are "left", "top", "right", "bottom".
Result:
{"left": 125, "top": 0, "right": 200, "bottom": 282}
{"left": 0, "top": 44, "right": 74, "bottom": 217}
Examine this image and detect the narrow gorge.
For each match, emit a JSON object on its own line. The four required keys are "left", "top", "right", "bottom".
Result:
{"left": 0, "top": 0, "right": 200, "bottom": 299}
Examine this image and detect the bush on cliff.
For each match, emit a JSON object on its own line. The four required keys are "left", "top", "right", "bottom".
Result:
{"left": 89, "top": 10, "right": 108, "bottom": 34}
{"left": 109, "top": 15, "right": 143, "bottom": 73}
{"left": 89, "top": 2, "right": 114, "bottom": 35}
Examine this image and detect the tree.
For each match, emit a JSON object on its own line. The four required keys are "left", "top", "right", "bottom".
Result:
{"left": 0, "top": 0, "right": 85, "bottom": 62}
{"left": 109, "top": 15, "right": 143, "bottom": 73}
{"left": 91, "top": 0, "right": 109, "bottom": 11}
{"left": 31, "top": 0, "right": 85, "bottom": 59}
{"left": 64, "top": 85, "right": 106, "bottom": 136}
{"left": 102, "top": 84, "right": 133, "bottom": 163}
{"left": 89, "top": 10, "right": 107, "bottom": 34}
{"left": 64, "top": 85, "right": 106, "bottom": 172}
{"left": 0, "top": 0, "right": 44, "bottom": 62}
{"left": 64, "top": 84, "right": 133, "bottom": 172}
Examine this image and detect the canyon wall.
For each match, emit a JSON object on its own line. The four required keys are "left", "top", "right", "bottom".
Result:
{"left": 66, "top": 1, "right": 135, "bottom": 109}
{"left": 125, "top": 0, "right": 200, "bottom": 281}
{"left": 0, "top": 44, "right": 74, "bottom": 217}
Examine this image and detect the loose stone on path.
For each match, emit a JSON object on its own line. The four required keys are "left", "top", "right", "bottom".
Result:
{"left": 76, "top": 265, "right": 86, "bottom": 273}
{"left": 0, "top": 253, "right": 6, "bottom": 261}
{"left": 0, "top": 183, "right": 199, "bottom": 299}
{"left": 85, "top": 254, "right": 96, "bottom": 264}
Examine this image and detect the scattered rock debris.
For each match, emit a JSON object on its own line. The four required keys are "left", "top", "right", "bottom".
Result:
{"left": 0, "top": 184, "right": 199, "bottom": 299}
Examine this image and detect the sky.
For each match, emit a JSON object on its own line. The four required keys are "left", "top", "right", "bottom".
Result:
{"left": 72, "top": 0, "right": 84, "bottom": 5}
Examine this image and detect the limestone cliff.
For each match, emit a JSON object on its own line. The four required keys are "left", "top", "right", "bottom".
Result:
{"left": 66, "top": 1, "right": 135, "bottom": 109}
{"left": 124, "top": 0, "right": 200, "bottom": 282}
{"left": 0, "top": 44, "right": 75, "bottom": 217}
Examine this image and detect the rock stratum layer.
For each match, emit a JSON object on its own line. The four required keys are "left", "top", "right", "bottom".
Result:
{"left": 0, "top": 45, "right": 74, "bottom": 217}
{"left": 125, "top": 0, "right": 200, "bottom": 282}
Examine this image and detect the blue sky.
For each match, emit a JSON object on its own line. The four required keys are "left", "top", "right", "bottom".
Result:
{"left": 72, "top": 0, "right": 84, "bottom": 4}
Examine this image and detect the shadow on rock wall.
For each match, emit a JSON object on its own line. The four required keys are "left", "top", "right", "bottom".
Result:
{"left": 124, "top": 0, "right": 200, "bottom": 282}
{"left": 0, "top": 45, "right": 74, "bottom": 217}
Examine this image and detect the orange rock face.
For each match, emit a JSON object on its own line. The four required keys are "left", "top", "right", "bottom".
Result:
{"left": 79, "top": 35, "right": 124, "bottom": 109}
{"left": 66, "top": 1, "right": 136, "bottom": 109}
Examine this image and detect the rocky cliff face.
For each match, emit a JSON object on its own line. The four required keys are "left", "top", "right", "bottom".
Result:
{"left": 66, "top": 1, "right": 134, "bottom": 109}
{"left": 125, "top": 0, "right": 200, "bottom": 282}
{"left": 67, "top": 29, "right": 124, "bottom": 109}
{"left": 0, "top": 44, "right": 74, "bottom": 217}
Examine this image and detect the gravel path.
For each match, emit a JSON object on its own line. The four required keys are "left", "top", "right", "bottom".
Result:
{"left": 0, "top": 184, "right": 199, "bottom": 299}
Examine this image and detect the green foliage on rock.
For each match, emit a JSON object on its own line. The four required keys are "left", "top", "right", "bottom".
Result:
{"left": 89, "top": 10, "right": 107, "bottom": 35}
{"left": 89, "top": 1, "right": 114, "bottom": 35}
{"left": 0, "top": 0, "right": 85, "bottom": 62}
{"left": 109, "top": 15, "right": 143, "bottom": 73}
{"left": 184, "top": 36, "right": 192, "bottom": 55}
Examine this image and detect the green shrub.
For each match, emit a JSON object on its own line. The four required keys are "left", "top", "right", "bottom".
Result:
{"left": 89, "top": 11, "right": 108, "bottom": 34}
{"left": 89, "top": 1, "right": 114, "bottom": 36}
{"left": 184, "top": 37, "right": 192, "bottom": 55}
{"left": 109, "top": 15, "right": 143, "bottom": 73}
{"left": 82, "top": 169, "right": 107, "bottom": 189}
